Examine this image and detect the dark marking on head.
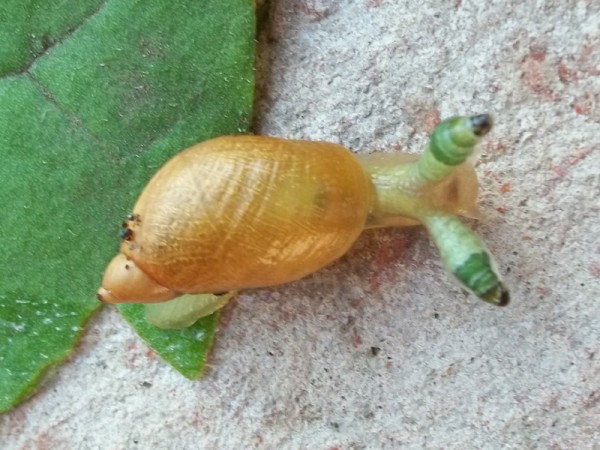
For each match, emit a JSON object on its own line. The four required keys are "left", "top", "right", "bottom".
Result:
{"left": 498, "top": 290, "right": 510, "bottom": 306}
{"left": 470, "top": 114, "right": 493, "bottom": 137}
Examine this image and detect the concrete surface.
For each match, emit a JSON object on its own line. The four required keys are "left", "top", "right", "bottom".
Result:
{"left": 2, "top": 1, "right": 599, "bottom": 449}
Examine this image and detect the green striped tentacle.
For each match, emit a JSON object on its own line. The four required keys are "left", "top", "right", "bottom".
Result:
{"left": 422, "top": 213, "right": 509, "bottom": 306}
{"left": 412, "top": 114, "right": 492, "bottom": 185}
{"left": 416, "top": 115, "right": 508, "bottom": 306}
{"left": 360, "top": 114, "right": 509, "bottom": 306}
{"left": 360, "top": 115, "right": 492, "bottom": 222}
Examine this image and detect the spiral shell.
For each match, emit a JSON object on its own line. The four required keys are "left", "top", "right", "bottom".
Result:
{"left": 99, "top": 135, "right": 372, "bottom": 302}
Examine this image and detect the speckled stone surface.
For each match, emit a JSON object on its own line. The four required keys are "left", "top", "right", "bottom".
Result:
{"left": 2, "top": 1, "right": 599, "bottom": 449}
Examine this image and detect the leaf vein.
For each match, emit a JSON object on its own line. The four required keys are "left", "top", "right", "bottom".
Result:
{"left": 4, "top": 0, "right": 112, "bottom": 79}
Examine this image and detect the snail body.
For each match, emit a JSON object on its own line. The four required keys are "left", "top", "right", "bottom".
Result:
{"left": 98, "top": 115, "right": 509, "bottom": 326}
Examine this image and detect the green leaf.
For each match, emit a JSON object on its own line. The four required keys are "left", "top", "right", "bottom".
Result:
{"left": 0, "top": 0, "right": 255, "bottom": 412}
{"left": 119, "top": 304, "right": 220, "bottom": 379}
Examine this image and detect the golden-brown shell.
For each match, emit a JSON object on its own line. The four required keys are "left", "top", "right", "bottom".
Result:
{"left": 119, "top": 136, "right": 373, "bottom": 297}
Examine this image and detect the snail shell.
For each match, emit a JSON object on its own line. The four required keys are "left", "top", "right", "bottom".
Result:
{"left": 99, "top": 136, "right": 373, "bottom": 302}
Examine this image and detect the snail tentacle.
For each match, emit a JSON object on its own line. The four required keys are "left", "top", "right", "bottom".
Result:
{"left": 359, "top": 115, "right": 508, "bottom": 305}
{"left": 421, "top": 212, "right": 509, "bottom": 306}
{"left": 411, "top": 114, "right": 492, "bottom": 187}
{"left": 360, "top": 115, "right": 486, "bottom": 226}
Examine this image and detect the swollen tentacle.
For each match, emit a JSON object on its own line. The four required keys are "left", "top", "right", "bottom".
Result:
{"left": 361, "top": 114, "right": 490, "bottom": 227}
{"left": 421, "top": 213, "right": 509, "bottom": 306}
{"left": 358, "top": 114, "right": 508, "bottom": 306}
{"left": 409, "top": 114, "right": 492, "bottom": 187}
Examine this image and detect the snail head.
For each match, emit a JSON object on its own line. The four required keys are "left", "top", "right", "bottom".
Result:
{"left": 97, "top": 254, "right": 178, "bottom": 303}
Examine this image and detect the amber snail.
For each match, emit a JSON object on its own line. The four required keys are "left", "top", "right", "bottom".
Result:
{"left": 98, "top": 115, "right": 509, "bottom": 329}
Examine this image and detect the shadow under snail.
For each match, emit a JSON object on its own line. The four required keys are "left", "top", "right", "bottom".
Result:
{"left": 97, "top": 115, "right": 509, "bottom": 329}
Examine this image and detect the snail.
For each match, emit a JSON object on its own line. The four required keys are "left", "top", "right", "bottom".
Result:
{"left": 98, "top": 115, "right": 509, "bottom": 329}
